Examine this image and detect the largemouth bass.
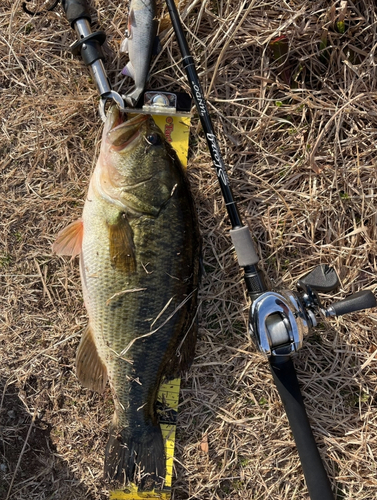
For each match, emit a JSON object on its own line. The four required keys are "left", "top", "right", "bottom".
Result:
{"left": 53, "top": 107, "right": 200, "bottom": 489}
{"left": 121, "top": 0, "right": 158, "bottom": 107}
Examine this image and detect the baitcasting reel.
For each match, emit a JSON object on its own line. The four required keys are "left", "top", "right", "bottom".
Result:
{"left": 249, "top": 264, "right": 376, "bottom": 357}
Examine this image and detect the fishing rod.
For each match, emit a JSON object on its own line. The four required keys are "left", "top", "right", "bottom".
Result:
{"left": 164, "top": 1, "right": 377, "bottom": 499}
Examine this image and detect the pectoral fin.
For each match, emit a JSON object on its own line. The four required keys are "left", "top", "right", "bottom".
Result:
{"left": 120, "top": 36, "right": 129, "bottom": 54}
{"left": 52, "top": 219, "right": 83, "bottom": 257}
{"left": 76, "top": 324, "right": 108, "bottom": 394}
{"left": 109, "top": 214, "right": 136, "bottom": 272}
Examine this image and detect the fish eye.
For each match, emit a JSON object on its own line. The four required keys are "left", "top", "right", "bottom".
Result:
{"left": 146, "top": 133, "right": 162, "bottom": 146}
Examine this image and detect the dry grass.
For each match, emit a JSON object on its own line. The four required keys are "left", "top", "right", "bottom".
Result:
{"left": 1, "top": 0, "right": 377, "bottom": 499}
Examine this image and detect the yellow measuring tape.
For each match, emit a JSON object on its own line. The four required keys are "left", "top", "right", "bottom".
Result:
{"left": 153, "top": 114, "right": 191, "bottom": 168}
{"left": 109, "top": 113, "right": 191, "bottom": 500}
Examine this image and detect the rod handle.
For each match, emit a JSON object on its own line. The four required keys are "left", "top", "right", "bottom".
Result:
{"left": 269, "top": 356, "right": 334, "bottom": 500}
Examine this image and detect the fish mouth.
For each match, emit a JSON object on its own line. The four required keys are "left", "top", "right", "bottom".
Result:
{"left": 106, "top": 107, "right": 149, "bottom": 151}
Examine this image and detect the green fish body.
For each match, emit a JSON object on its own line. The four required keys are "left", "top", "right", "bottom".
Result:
{"left": 53, "top": 108, "right": 200, "bottom": 490}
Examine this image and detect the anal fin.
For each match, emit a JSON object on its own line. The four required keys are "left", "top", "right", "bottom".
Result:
{"left": 76, "top": 324, "right": 108, "bottom": 393}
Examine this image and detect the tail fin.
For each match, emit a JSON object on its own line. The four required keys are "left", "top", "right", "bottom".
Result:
{"left": 124, "top": 88, "right": 143, "bottom": 108}
{"left": 104, "top": 424, "right": 166, "bottom": 491}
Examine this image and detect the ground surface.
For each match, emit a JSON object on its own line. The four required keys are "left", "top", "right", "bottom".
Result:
{"left": 1, "top": 0, "right": 377, "bottom": 499}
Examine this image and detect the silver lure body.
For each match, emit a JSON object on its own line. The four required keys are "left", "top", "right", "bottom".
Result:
{"left": 121, "top": 0, "right": 157, "bottom": 107}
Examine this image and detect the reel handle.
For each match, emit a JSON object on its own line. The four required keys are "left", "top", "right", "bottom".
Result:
{"left": 326, "top": 290, "right": 376, "bottom": 317}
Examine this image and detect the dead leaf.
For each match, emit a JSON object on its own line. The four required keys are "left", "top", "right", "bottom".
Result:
{"left": 200, "top": 434, "right": 209, "bottom": 454}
